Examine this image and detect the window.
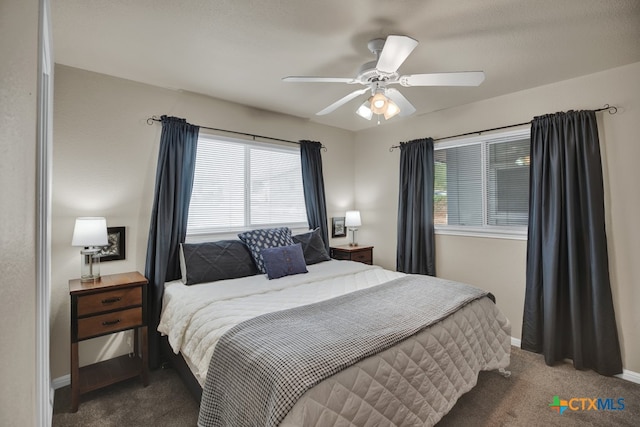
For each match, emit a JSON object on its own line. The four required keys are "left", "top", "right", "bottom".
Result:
{"left": 434, "top": 129, "right": 530, "bottom": 238}
{"left": 187, "top": 134, "right": 308, "bottom": 238}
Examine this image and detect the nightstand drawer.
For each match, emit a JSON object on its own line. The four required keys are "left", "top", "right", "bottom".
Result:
{"left": 330, "top": 249, "right": 351, "bottom": 260}
{"left": 77, "top": 307, "right": 143, "bottom": 340}
{"left": 330, "top": 245, "right": 374, "bottom": 265}
{"left": 77, "top": 286, "right": 142, "bottom": 317}
{"left": 352, "top": 251, "right": 372, "bottom": 264}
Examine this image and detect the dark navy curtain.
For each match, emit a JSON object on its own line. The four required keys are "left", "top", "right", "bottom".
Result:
{"left": 145, "top": 116, "right": 199, "bottom": 369}
{"left": 299, "top": 140, "right": 330, "bottom": 253}
{"left": 522, "top": 110, "right": 622, "bottom": 376}
{"left": 396, "top": 138, "right": 435, "bottom": 275}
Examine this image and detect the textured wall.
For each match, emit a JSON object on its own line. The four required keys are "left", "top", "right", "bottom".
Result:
{"left": 0, "top": 0, "right": 39, "bottom": 425}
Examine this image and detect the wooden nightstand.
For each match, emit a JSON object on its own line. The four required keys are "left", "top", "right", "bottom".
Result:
{"left": 69, "top": 271, "right": 149, "bottom": 412}
{"left": 330, "top": 245, "right": 374, "bottom": 265}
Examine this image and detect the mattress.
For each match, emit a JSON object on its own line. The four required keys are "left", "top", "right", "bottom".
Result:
{"left": 158, "top": 260, "right": 511, "bottom": 426}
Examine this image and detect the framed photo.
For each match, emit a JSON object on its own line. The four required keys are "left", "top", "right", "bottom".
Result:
{"left": 331, "top": 217, "right": 346, "bottom": 238}
{"left": 99, "top": 226, "right": 126, "bottom": 262}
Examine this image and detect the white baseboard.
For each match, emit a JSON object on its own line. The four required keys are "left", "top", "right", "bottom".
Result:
{"left": 511, "top": 336, "right": 640, "bottom": 384}
{"left": 52, "top": 374, "right": 70, "bottom": 390}
{"left": 616, "top": 369, "right": 640, "bottom": 385}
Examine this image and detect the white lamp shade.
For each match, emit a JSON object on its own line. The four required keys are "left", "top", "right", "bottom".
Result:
{"left": 356, "top": 100, "right": 373, "bottom": 120}
{"left": 345, "top": 210, "right": 362, "bottom": 227}
{"left": 383, "top": 99, "right": 401, "bottom": 119}
{"left": 72, "top": 217, "right": 108, "bottom": 247}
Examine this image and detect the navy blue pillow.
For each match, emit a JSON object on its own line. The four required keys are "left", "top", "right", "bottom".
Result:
{"left": 261, "top": 243, "right": 308, "bottom": 280}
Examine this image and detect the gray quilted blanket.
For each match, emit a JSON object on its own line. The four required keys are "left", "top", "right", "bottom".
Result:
{"left": 197, "top": 274, "right": 488, "bottom": 427}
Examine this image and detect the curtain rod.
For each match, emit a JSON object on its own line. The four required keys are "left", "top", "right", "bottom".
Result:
{"left": 146, "top": 116, "right": 326, "bottom": 150}
{"left": 388, "top": 104, "right": 618, "bottom": 152}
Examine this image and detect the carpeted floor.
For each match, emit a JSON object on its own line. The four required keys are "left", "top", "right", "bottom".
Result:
{"left": 53, "top": 346, "right": 639, "bottom": 426}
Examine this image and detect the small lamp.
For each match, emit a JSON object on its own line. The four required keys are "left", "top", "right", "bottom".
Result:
{"left": 345, "top": 210, "right": 361, "bottom": 247}
{"left": 72, "top": 217, "right": 108, "bottom": 282}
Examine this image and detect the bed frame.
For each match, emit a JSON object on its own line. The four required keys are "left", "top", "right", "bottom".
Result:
{"left": 160, "top": 335, "right": 202, "bottom": 401}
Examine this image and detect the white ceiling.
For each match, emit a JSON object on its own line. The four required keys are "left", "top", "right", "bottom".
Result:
{"left": 52, "top": 0, "right": 640, "bottom": 132}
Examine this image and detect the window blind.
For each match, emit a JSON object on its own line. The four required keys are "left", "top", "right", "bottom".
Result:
{"left": 187, "top": 136, "right": 308, "bottom": 236}
{"left": 486, "top": 138, "right": 530, "bottom": 226}
{"left": 434, "top": 132, "right": 530, "bottom": 230}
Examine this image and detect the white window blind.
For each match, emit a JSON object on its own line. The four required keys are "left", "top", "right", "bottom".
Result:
{"left": 187, "top": 135, "right": 308, "bottom": 237}
{"left": 434, "top": 130, "right": 530, "bottom": 235}
{"left": 486, "top": 138, "right": 530, "bottom": 226}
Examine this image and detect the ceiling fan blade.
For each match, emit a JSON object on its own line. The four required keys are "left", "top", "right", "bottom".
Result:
{"left": 400, "top": 71, "right": 485, "bottom": 87}
{"left": 316, "top": 88, "right": 369, "bottom": 116}
{"left": 376, "top": 35, "right": 418, "bottom": 73}
{"left": 283, "top": 76, "right": 356, "bottom": 84}
{"left": 385, "top": 88, "right": 416, "bottom": 117}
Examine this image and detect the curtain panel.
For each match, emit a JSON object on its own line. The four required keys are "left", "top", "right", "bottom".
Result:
{"left": 144, "top": 115, "right": 199, "bottom": 369}
{"left": 299, "top": 140, "right": 330, "bottom": 253}
{"left": 522, "top": 110, "right": 622, "bottom": 376}
{"left": 396, "top": 138, "right": 436, "bottom": 275}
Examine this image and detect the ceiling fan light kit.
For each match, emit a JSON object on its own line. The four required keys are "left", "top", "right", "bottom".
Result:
{"left": 283, "top": 34, "right": 485, "bottom": 123}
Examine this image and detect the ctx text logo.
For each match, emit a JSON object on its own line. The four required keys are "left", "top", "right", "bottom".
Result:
{"left": 549, "top": 395, "right": 625, "bottom": 414}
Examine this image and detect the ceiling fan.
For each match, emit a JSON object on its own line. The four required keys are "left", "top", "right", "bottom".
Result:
{"left": 283, "top": 35, "right": 485, "bottom": 122}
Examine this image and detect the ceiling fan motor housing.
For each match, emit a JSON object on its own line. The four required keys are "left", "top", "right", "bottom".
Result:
{"left": 356, "top": 60, "right": 398, "bottom": 87}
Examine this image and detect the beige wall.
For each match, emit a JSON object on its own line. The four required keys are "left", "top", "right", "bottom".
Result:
{"left": 0, "top": 0, "right": 39, "bottom": 425}
{"left": 355, "top": 62, "right": 640, "bottom": 374}
{"left": 50, "top": 65, "right": 356, "bottom": 379}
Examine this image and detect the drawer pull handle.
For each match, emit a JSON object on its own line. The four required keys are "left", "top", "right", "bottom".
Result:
{"left": 102, "top": 297, "right": 121, "bottom": 304}
{"left": 102, "top": 319, "right": 121, "bottom": 326}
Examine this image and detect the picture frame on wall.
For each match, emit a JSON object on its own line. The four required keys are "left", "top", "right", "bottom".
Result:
{"left": 331, "top": 217, "right": 346, "bottom": 238}
{"left": 99, "top": 226, "right": 126, "bottom": 262}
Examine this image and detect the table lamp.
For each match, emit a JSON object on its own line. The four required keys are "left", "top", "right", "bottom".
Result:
{"left": 72, "top": 217, "right": 108, "bottom": 282}
{"left": 345, "top": 210, "right": 361, "bottom": 247}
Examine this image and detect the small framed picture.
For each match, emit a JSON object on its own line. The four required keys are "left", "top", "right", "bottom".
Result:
{"left": 332, "top": 217, "right": 346, "bottom": 238}
{"left": 99, "top": 226, "right": 126, "bottom": 262}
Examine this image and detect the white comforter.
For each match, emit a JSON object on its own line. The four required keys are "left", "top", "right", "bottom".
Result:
{"left": 159, "top": 260, "right": 511, "bottom": 426}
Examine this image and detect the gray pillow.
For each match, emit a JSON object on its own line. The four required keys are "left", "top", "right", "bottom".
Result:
{"left": 237, "top": 227, "right": 294, "bottom": 273}
{"left": 181, "top": 240, "right": 258, "bottom": 285}
{"left": 292, "top": 228, "right": 330, "bottom": 265}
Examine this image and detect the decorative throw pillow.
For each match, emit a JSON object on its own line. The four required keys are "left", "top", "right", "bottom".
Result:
{"left": 261, "top": 243, "right": 308, "bottom": 280}
{"left": 180, "top": 240, "right": 258, "bottom": 285}
{"left": 292, "top": 228, "right": 330, "bottom": 265}
{"left": 237, "top": 227, "right": 294, "bottom": 273}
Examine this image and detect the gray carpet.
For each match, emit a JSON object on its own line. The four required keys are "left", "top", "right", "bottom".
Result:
{"left": 53, "top": 347, "right": 639, "bottom": 426}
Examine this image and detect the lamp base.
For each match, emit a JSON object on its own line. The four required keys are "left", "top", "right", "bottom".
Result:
{"left": 348, "top": 227, "right": 359, "bottom": 247}
{"left": 80, "top": 247, "right": 102, "bottom": 283}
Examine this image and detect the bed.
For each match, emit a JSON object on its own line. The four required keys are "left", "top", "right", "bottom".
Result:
{"left": 157, "top": 228, "right": 511, "bottom": 426}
